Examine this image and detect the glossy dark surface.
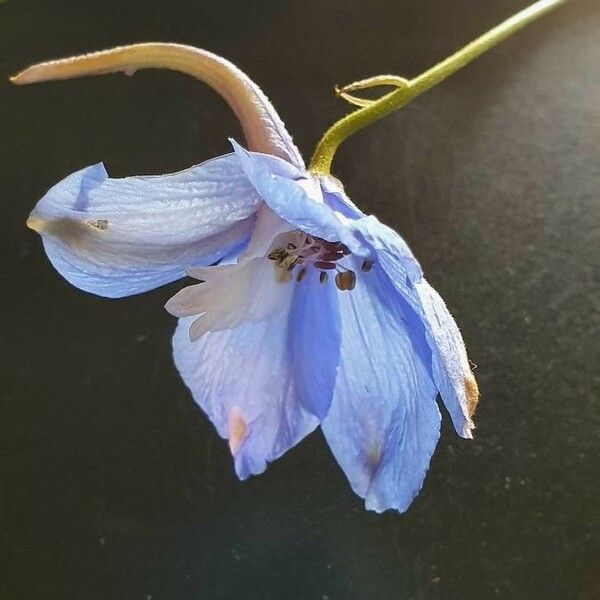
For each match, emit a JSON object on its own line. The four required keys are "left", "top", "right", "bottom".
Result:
{"left": 2, "top": 1, "right": 599, "bottom": 599}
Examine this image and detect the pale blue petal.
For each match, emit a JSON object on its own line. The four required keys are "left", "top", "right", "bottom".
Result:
{"left": 413, "top": 279, "right": 478, "bottom": 437}
{"left": 29, "top": 154, "right": 261, "bottom": 298}
{"left": 172, "top": 310, "right": 320, "bottom": 479}
{"left": 169, "top": 258, "right": 340, "bottom": 476}
{"left": 322, "top": 260, "right": 440, "bottom": 513}
{"left": 318, "top": 174, "right": 364, "bottom": 220}
{"left": 371, "top": 225, "right": 477, "bottom": 438}
{"left": 233, "top": 139, "right": 475, "bottom": 438}
{"left": 289, "top": 268, "right": 341, "bottom": 420}
{"left": 350, "top": 215, "right": 423, "bottom": 283}
{"left": 231, "top": 141, "right": 367, "bottom": 256}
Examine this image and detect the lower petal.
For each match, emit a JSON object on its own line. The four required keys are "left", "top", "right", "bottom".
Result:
{"left": 169, "top": 254, "right": 341, "bottom": 477}
{"left": 289, "top": 268, "right": 341, "bottom": 420}
{"left": 321, "top": 263, "right": 440, "bottom": 513}
{"left": 358, "top": 218, "right": 478, "bottom": 438}
{"left": 172, "top": 311, "right": 319, "bottom": 479}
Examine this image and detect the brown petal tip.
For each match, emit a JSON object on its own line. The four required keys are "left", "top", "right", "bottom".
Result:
{"left": 464, "top": 373, "right": 480, "bottom": 418}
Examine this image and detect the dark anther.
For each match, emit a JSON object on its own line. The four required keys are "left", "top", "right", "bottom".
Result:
{"left": 297, "top": 268, "right": 307, "bottom": 283}
{"left": 361, "top": 260, "right": 373, "bottom": 273}
{"left": 335, "top": 270, "right": 356, "bottom": 291}
{"left": 322, "top": 252, "right": 345, "bottom": 262}
{"left": 340, "top": 243, "right": 351, "bottom": 255}
{"left": 268, "top": 248, "right": 285, "bottom": 261}
{"left": 320, "top": 271, "right": 328, "bottom": 284}
{"left": 314, "top": 261, "right": 337, "bottom": 270}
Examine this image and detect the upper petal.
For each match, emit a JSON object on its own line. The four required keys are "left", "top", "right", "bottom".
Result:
{"left": 230, "top": 141, "right": 426, "bottom": 293}
{"left": 321, "top": 259, "right": 440, "bottom": 513}
{"left": 350, "top": 215, "right": 423, "bottom": 284}
{"left": 231, "top": 141, "right": 368, "bottom": 256}
{"left": 169, "top": 259, "right": 333, "bottom": 480}
{"left": 173, "top": 311, "right": 320, "bottom": 479}
{"left": 29, "top": 153, "right": 261, "bottom": 298}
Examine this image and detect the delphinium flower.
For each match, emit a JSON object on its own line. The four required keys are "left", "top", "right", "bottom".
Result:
{"left": 12, "top": 0, "right": 566, "bottom": 512}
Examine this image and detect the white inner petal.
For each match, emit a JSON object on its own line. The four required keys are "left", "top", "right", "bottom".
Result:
{"left": 167, "top": 256, "right": 295, "bottom": 341}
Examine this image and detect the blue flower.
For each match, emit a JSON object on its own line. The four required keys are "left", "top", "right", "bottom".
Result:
{"left": 18, "top": 43, "right": 478, "bottom": 512}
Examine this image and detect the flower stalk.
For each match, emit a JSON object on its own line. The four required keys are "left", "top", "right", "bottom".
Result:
{"left": 10, "top": 43, "right": 304, "bottom": 166}
{"left": 309, "top": 0, "right": 569, "bottom": 174}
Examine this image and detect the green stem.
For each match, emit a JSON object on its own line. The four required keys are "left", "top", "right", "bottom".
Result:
{"left": 309, "top": 0, "right": 568, "bottom": 174}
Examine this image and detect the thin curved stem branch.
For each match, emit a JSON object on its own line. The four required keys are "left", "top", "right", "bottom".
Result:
{"left": 309, "top": 0, "right": 568, "bottom": 174}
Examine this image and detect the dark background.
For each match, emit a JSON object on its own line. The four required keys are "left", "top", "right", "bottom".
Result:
{"left": 1, "top": 1, "right": 599, "bottom": 599}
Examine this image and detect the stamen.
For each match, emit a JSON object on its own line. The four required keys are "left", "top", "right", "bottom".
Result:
{"left": 335, "top": 271, "right": 356, "bottom": 291}
{"left": 322, "top": 251, "right": 345, "bottom": 262}
{"left": 268, "top": 248, "right": 286, "bottom": 261}
{"left": 267, "top": 247, "right": 298, "bottom": 271}
{"left": 361, "top": 260, "right": 373, "bottom": 272}
{"left": 269, "top": 233, "right": 361, "bottom": 289}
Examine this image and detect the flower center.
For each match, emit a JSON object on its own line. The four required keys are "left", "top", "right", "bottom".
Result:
{"left": 267, "top": 231, "right": 372, "bottom": 291}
